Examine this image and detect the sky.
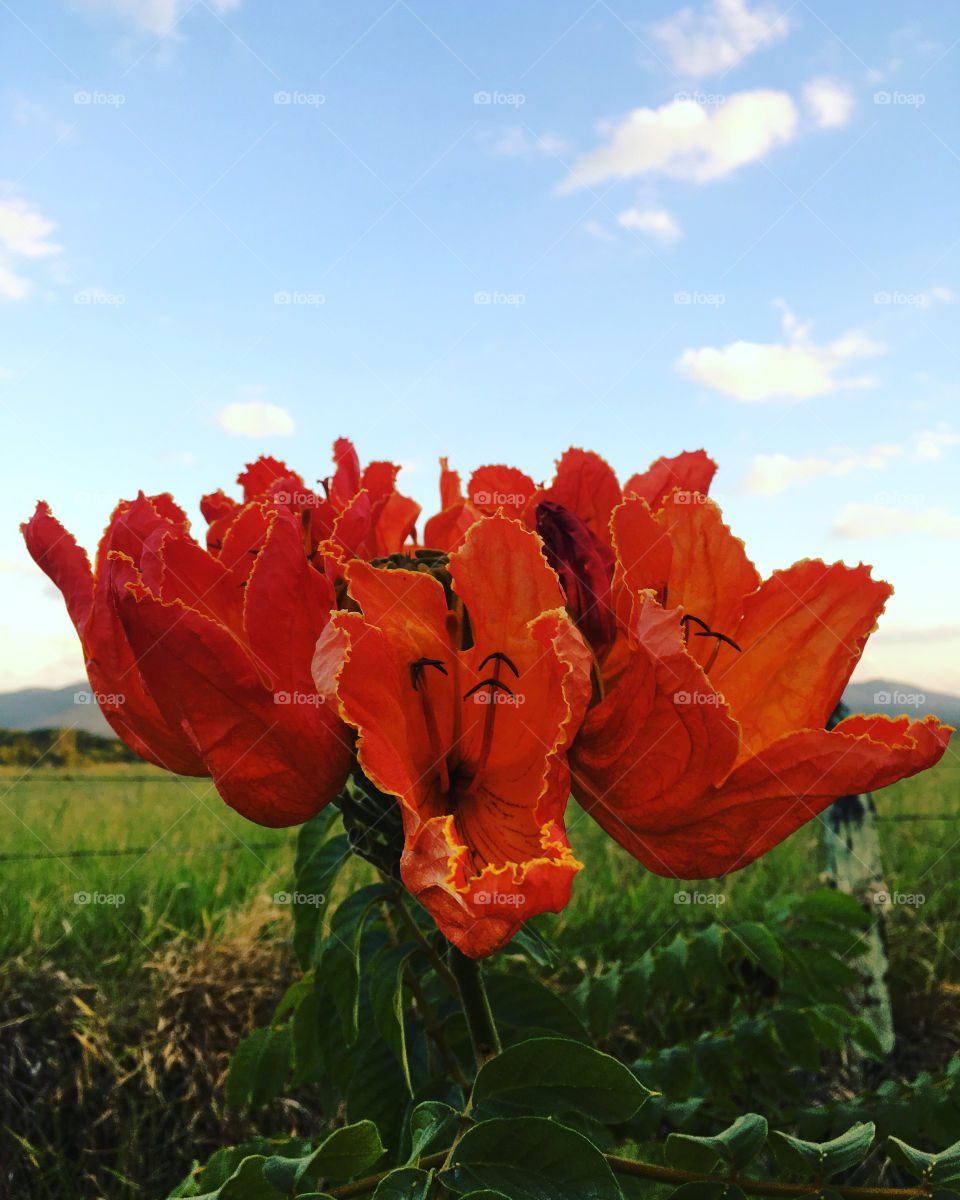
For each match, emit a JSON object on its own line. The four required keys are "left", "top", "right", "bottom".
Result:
{"left": 1, "top": 0, "right": 958, "bottom": 697}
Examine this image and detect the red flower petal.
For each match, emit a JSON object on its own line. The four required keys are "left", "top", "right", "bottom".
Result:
{"left": 631, "top": 714, "right": 951, "bottom": 877}
{"left": 467, "top": 464, "right": 537, "bottom": 518}
{"left": 532, "top": 449, "right": 621, "bottom": 546}
{"left": 624, "top": 450, "right": 718, "bottom": 509}
{"left": 714, "top": 560, "right": 892, "bottom": 760}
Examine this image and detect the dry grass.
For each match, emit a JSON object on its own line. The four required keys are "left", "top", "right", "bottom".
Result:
{"left": 0, "top": 898, "right": 326, "bottom": 1200}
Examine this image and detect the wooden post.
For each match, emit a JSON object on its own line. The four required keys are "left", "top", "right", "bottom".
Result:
{"left": 823, "top": 702, "right": 895, "bottom": 1064}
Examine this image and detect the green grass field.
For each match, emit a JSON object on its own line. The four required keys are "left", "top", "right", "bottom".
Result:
{"left": 2, "top": 751, "right": 959, "bottom": 1199}
{"left": 2, "top": 751, "right": 958, "bottom": 982}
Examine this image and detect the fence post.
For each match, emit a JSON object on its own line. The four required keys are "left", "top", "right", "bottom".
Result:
{"left": 822, "top": 701, "right": 895, "bottom": 1063}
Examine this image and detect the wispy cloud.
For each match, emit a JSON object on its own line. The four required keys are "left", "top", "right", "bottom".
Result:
{"left": 802, "top": 77, "right": 855, "bottom": 129}
{"left": 617, "top": 207, "right": 682, "bottom": 244}
{"left": 650, "top": 0, "right": 790, "bottom": 77}
{"left": 0, "top": 194, "right": 62, "bottom": 301}
{"left": 73, "top": 0, "right": 241, "bottom": 37}
{"left": 217, "top": 401, "right": 295, "bottom": 437}
{"left": 559, "top": 90, "right": 797, "bottom": 191}
{"left": 676, "top": 301, "right": 884, "bottom": 402}
{"left": 833, "top": 503, "right": 960, "bottom": 538}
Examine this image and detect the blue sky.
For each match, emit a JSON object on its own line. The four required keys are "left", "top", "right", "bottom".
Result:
{"left": 2, "top": 0, "right": 958, "bottom": 695}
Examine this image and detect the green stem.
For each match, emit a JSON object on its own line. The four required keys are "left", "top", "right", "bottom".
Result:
{"left": 448, "top": 946, "right": 501, "bottom": 1067}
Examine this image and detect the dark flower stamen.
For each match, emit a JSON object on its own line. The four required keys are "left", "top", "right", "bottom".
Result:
{"left": 410, "top": 657, "right": 449, "bottom": 691}
{"left": 462, "top": 678, "right": 517, "bottom": 700}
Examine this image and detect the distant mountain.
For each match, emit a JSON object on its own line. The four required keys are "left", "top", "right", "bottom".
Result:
{"left": 843, "top": 679, "right": 960, "bottom": 732}
{"left": 0, "top": 683, "right": 114, "bottom": 737}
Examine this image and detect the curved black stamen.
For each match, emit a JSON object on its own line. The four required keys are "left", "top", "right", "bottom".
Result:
{"left": 247, "top": 547, "right": 260, "bottom": 556}
{"left": 694, "top": 630, "right": 742, "bottom": 652}
{"left": 207, "top": 538, "right": 223, "bottom": 551}
{"left": 463, "top": 678, "right": 516, "bottom": 700}
{"left": 477, "top": 651, "right": 520, "bottom": 678}
{"left": 410, "top": 657, "right": 448, "bottom": 691}
{"left": 680, "top": 614, "right": 711, "bottom": 634}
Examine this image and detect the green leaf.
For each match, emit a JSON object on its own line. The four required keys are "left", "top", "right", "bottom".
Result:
{"left": 668, "top": 1114, "right": 768, "bottom": 1171}
{"left": 770, "top": 1123, "right": 875, "bottom": 1181}
{"left": 292, "top": 827, "right": 351, "bottom": 968}
{"left": 485, "top": 973, "right": 591, "bottom": 1043}
{"left": 192, "top": 1155, "right": 284, "bottom": 1199}
{"left": 274, "top": 1120, "right": 385, "bottom": 1190}
{"left": 733, "top": 922, "right": 783, "bottom": 980}
{"left": 887, "top": 1136, "right": 960, "bottom": 1184}
{"left": 443, "top": 1116, "right": 623, "bottom": 1199}
{"left": 321, "top": 883, "right": 390, "bottom": 1042}
{"left": 510, "top": 922, "right": 559, "bottom": 967}
{"left": 793, "top": 889, "right": 870, "bottom": 928}
{"left": 292, "top": 983, "right": 322, "bottom": 1086}
{"left": 455, "top": 1193, "right": 513, "bottom": 1199}
{"left": 407, "top": 1101, "right": 459, "bottom": 1163}
{"left": 472, "top": 1036, "right": 651, "bottom": 1123}
{"left": 687, "top": 925, "right": 726, "bottom": 988}
{"left": 347, "top": 1032, "right": 410, "bottom": 1157}
{"left": 655, "top": 936, "right": 690, "bottom": 997}
{"left": 371, "top": 1167, "right": 433, "bottom": 1199}
{"left": 272, "top": 975, "right": 314, "bottom": 1024}
{"left": 370, "top": 941, "right": 420, "bottom": 1094}
{"left": 772, "top": 1008, "right": 821, "bottom": 1072}
{"left": 225, "top": 1026, "right": 292, "bottom": 1108}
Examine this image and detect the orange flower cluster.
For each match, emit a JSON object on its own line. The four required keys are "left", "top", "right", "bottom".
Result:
{"left": 24, "top": 441, "right": 950, "bottom": 956}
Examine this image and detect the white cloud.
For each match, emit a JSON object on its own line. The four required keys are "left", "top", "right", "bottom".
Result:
{"left": 651, "top": 0, "right": 790, "bottom": 77}
{"left": 0, "top": 195, "right": 61, "bottom": 302}
{"left": 742, "top": 427, "right": 960, "bottom": 494}
{"left": 676, "top": 302, "right": 884, "bottom": 402}
{"left": 802, "top": 77, "right": 854, "bottom": 128}
{"left": 833, "top": 503, "right": 960, "bottom": 539}
{"left": 617, "top": 207, "right": 682, "bottom": 244}
{"left": 217, "top": 402, "right": 295, "bottom": 437}
{"left": 0, "top": 199, "right": 61, "bottom": 258}
{"left": 583, "top": 219, "right": 616, "bottom": 242}
{"left": 559, "top": 90, "right": 797, "bottom": 191}
{"left": 74, "top": 0, "right": 240, "bottom": 37}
